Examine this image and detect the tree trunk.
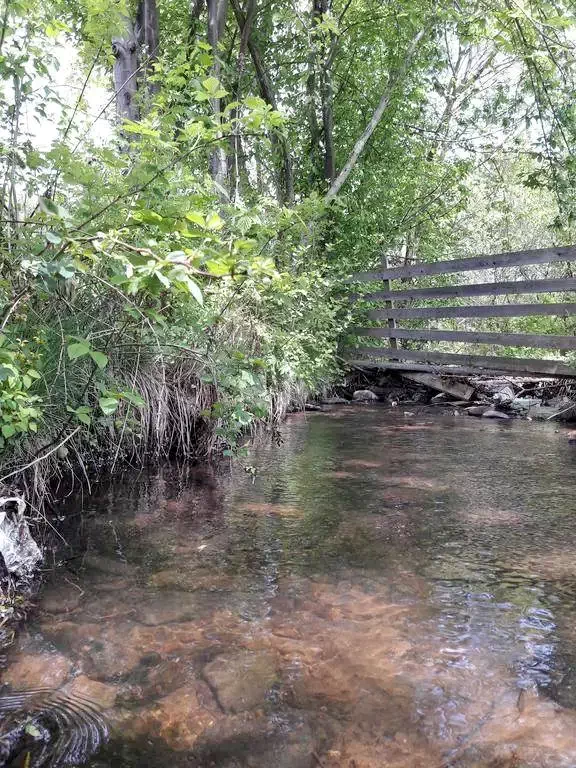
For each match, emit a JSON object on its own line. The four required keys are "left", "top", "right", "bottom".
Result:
{"left": 207, "top": 0, "right": 229, "bottom": 195}
{"left": 229, "top": 0, "right": 294, "bottom": 204}
{"left": 112, "top": 0, "right": 159, "bottom": 123}
{"left": 136, "top": 0, "right": 159, "bottom": 61}
{"left": 189, "top": 0, "right": 206, "bottom": 46}
{"left": 112, "top": 31, "right": 140, "bottom": 122}
{"left": 315, "top": 0, "right": 336, "bottom": 185}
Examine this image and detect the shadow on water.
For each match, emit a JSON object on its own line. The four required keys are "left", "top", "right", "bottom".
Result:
{"left": 2, "top": 408, "right": 576, "bottom": 767}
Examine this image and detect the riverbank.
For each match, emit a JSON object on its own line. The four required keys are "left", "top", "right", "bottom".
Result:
{"left": 319, "top": 369, "right": 576, "bottom": 423}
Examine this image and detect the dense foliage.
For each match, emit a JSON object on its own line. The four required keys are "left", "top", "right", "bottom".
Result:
{"left": 1, "top": 0, "right": 576, "bottom": 497}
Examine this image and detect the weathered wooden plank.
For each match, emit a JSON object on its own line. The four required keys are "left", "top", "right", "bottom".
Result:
{"left": 352, "top": 326, "right": 576, "bottom": 350}
{"left": 346, "top": 360, "right": 574, "bottom": 378}
{"left": 382, "top": 254, "right": 397, "bottom": 349}
{"left": 349, "top": 246, "right": 576, "bottom": 282}
{"left": 348, "top": 346, "right": 576, "bottom": 376}
{"left": 367, "top": 302, "right": 576, "bottom": 320}
{"left": 399, "top": 372, "right": 475, "bottom": 400}
{"left": 350, "top": 278, "right": 576, "bottom": 303}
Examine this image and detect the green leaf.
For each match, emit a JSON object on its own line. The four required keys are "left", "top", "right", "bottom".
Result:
{"left": 202, "top": 76, "right": 221, "bottom": 93}
{"left": 2, "top": 424, "right": 15, "bottom": 438}
{"left": 205, "top": 260, "right": 230, "bottom": 276}
{"left": 205, "top": 212, "right": 224, "bottom": 231}
{"left": 67, "top": 342, "right": 90, "bottom": 360}
{"left": 120, "top": 390, "right": 145, "bottom": 407}
{"left": 245, "top": 96, "right": 265, "bottom": 109}
{"left": 185, "top": 277, "right": 203, "bottom": 304}
{"left": 89, "top": 350, "right": 108, "bottom": 369}
{"left": 77, "top": 411, "right": 92, "bottom": 425}
{"left": 45, "top": 231, "right": 62, "bottom": 244}
{"left": 186, "top": 211, "right": 205, "bottom": 227}
{"left": 99, "top": 397, "right": 119, "bottom": 416}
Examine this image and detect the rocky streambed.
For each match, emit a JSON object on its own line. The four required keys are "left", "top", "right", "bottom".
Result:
{"left": 2, "top": 409, "right": 576, "bottom": 767}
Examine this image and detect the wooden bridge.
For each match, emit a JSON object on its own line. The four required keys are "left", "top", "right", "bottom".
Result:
{"left": 346, "top": 246, "right": 576, "bottom": 379}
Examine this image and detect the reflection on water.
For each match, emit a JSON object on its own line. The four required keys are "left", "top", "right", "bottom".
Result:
{"left": 3, "top": 408, "right": 576, "bottom": 767}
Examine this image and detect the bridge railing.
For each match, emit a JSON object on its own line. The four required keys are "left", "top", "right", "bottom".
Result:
{"left": 346, "top": 246, "right": 576, "bottom": 378}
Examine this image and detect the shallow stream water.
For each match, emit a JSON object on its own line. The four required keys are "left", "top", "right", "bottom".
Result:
{"left": 3, "top": 407, "right": 576, "bottom": 767}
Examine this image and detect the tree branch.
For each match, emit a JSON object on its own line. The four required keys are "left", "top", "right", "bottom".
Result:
{"left": 325, "top": 25, "right": 428, "bottom": 201}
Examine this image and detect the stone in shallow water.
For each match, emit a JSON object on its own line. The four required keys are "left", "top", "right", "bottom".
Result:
{"left": 138, "top": 592, "right": 210, "bottom": 626}
{"left": 149, "top": 569, "right": 233, "bottom": 592}
{"left": 83, "top": 554, "right": 136, "bottom": 577}
{"left": 465, "top": 405, "right": 489, "bottom": 416}
{"left": 203, "top": 651, "right": 278, "bottom": 713}
{"left": 481, "top": 408, "right": 510, "bottom": 419}
{"left": 40, "top": 620, "right": 144, "bottom": 679}
{"left": 119, "top": 683, "right": 220, "bottom": 751}
{"left": 192, "top": 711, "right": 314, "bottom": 768}
{"left": 3, "top": 651, "right": 72, "bottom": 689}
{"left": 352, "top": 389, "right": 378, "bottom": 402}
{"left": 63, "top": 674, "right": 118, "bottom": 709}
{"left": 41, "top": 583, "right": 82, "bottom": 614}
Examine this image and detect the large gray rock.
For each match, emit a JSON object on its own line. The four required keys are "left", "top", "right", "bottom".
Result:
{"left": 492, "top": 386, "right": 515, "bottom": 404}
{"left": 203, "top": 651, "right": 278, "bottom": 713}
{"left": 352, "top": 389, "right": 378, "bottom": 402}
{"left": 481, "top": 408, "right": 511, "bottom": 420}
{"left": 466, "top": 405, "right": 489, "bottom": 417}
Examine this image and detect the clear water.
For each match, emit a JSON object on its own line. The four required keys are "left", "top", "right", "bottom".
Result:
{"left": 4, "top": 407, "right": 576, "bottom": 767}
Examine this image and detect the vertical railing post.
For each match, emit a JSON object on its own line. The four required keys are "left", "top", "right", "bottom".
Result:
{"left": 382, "top": 253, "right": 398, "bottom": 354}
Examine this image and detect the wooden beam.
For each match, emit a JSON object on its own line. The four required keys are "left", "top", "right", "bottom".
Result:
{"left": 350, "top": 278, "right": 576, "bottom": 303}
{"left": 346, "top": 360, "right": 575, "bottom": 378}
{"left": 352, "top": 326, "right": 576, "bottom": 350}
{"left": 400, "top": 372, "right": 475, "bottom": 399}
{"left": 347, "top": 346, "right": 576, "bottom": 376}
{"left": 348, "top": 246, "right": 576, "bottom": 282}
{"left": 368, "top": 302, "right": 576, "bottom": 320}
{"left": 382, "top": 254, "right": 397, "bottom": 351}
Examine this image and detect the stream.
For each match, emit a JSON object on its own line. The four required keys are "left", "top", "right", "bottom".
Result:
{"left": 3, "top": 406, "right": 576, "bottom": 767}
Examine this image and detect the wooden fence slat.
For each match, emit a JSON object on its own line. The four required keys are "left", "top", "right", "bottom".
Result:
{"left": 352, "top": 326, "right": 576, "bottom": 350}
{"left": 367, "top": 302, "right": 576, "bottom": 320}
{"left": 347, "top": 360, "right": 576, "bottom": 378}
{"left": 349, "top": 246, "right": 576, "bottom": 282}
{"left": 350, "top": 278, "right": 576, "bottom": 303}
{"left": 348, "top": 346, "right": 576, "bottom": 376}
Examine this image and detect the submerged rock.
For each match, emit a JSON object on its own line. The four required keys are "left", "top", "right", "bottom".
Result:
{"left": 82, "top": 554, "right": 136, "bottom": 577}
{"left": 352, "top": 389, "right": 378, "bottom": 402}
{"left": 203, "top": 651, "right": 278, "bottom": 713}
{"left": 192, "top": 711, "right": 314, "bottom": 768}
{"left": 120, "top": 684, "right": 220, "bottom": 751}
{"left": 138, "top": 592, "right": 207, "bottom": 626}
{"left": 3, "top": 651, "right": 72, "bottom": 689}
{"left": 63, "top": 674, "right": 118, "bottom": 709}
{"left": 41, "top": 583, "right": 82, "bottom": 615}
